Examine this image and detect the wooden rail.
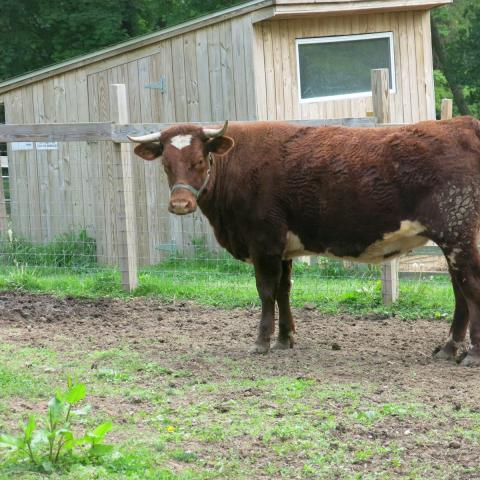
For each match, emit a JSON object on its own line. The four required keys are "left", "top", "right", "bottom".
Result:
{"left": 0, "top": 117, "right": 378, "bottom": 144}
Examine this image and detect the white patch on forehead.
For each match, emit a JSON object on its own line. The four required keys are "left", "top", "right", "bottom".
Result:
{"left": 170, "top": 134, "right": 192, "bottom": 150}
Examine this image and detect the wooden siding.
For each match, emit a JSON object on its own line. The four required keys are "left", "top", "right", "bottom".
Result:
{"left": 253, "top": 10, "right": 435, "bottom": 122}
{"left": 2, "top": 8, "right": 437, "bottom": 266}
{"left": 3, "top": 15, "right": 257, "bottom": 265}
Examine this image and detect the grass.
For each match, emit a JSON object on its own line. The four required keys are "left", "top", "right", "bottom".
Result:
{"left": 0, "top": 233, "right": 467, "bottom": 478}
{"left": 1, "top": 342, "right": 479, "bottom": 479}
{"left": 0, "top": 261, "right": 453, "bottom": 320}
{"left": 0, "top": 232, "right": 454, "bottom": 319}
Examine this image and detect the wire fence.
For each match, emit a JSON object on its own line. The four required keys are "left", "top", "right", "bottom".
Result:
{"left": 0, "top": 82, "right": 455, "bottom": 315}
{"left": 0, "top": 139, "right": 452, "bottom": 315}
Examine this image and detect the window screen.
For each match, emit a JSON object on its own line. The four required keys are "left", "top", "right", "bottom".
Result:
{"left": 297, "top": 33, "right": 395, "bottom": 101}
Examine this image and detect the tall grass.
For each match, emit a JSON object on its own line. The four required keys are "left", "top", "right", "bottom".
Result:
{"left": 0, "top": 229, "right": 96, "bottom": 270}
{"left": 0, "top": 232, "right": 454, "bottom": 319}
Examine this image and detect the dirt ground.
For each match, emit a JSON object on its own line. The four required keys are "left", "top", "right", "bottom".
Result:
{"left": 1, "top": 291, "right": 479, "bottom": 479}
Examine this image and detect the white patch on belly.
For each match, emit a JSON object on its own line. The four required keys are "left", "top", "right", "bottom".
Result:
{"left": 282, "top": 221, "right": 428, "bottom": 264}
{"left": 283, "top": 232, "right": 315, "bottom": 260}
{"left": 170, "top": 134, "right": 192, "bottom": 150}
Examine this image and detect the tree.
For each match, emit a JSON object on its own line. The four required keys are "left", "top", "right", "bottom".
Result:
{"left": 432, "top": 0, "right": 480, "bottom": 117}
{"left": 0, "top": 0, "right": 243, "bottom": 82}
{"left": 0, "top": 0, "right": 164, "bottom": 81}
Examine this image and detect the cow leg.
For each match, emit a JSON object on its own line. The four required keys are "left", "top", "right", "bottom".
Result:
{"left": 272, "top": 260, "right": 296, "bottom": 350}
{"left": 251, "top": 255, "right": 282, "bottom": 354}
{"left": 435, "top": 273, "right": 469, "bottom": 360}
{"left": 441, "top": 245, "right": 480, "bottom": 366}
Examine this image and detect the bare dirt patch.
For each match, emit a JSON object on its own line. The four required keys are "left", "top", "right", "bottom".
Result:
{"left": 0, "top": 291, "right": 479, "bottom": 478}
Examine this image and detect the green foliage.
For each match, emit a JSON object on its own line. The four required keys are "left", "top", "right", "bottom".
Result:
{"left": 0, "top": 378, "right": 114, "bottom": 473}
{"left": 0, "top": 0, "right": 243, "bottom": 82}
{"left": 433, "top": 0, "right": 480, "bottom": 117}
{"left": 0, "top": 229, "right": 96, "bottom": 270}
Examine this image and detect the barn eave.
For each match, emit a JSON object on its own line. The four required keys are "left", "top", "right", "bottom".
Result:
{"left": 0, "top": 0, "right": 451, "bottom": 95}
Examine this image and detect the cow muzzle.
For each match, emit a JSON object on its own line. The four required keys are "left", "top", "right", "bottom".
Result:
{"left": 169, "top": 195, "right": 197, "bottom": 215}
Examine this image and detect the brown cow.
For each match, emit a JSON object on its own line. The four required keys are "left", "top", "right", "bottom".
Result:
{"left": 129, "top": 117, "right": 480, "bottom": 365}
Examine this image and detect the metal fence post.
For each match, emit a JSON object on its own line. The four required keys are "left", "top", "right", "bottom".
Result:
{"left": 371, "top": 68, "right": 399, "bottom": 305}
{"left": 110, "top": 84, "right": 138, "bottom": 291}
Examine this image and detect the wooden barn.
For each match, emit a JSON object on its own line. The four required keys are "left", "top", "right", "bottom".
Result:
{"left": 0, "top": 0, "right": 450, "bottom": 265}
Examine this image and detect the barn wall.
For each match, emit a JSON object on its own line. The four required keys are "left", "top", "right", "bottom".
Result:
{"left": 3, "top": 70, "right": 104, "bottom": 256}
{"left": 253, "top": 11, "right": 435, "bottom": 123}
{"left": 3, "top": 14, "right": 258, "bottom": 266}
{"left": 3, "top": 8, "right": 437, "bottom": 266}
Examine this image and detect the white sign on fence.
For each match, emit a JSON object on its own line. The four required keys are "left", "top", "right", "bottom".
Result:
{"left": 11, "top": 142, "right": 34, "bottom": 151}
{"left": 36, "top": 142, "right": 58, "bottom": 150}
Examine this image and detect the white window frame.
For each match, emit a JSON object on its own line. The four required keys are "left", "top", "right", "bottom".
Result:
{"left": 296, "top": 32, "right": 396, "bottom": 104}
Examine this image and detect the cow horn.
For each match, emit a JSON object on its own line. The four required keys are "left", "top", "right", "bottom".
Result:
{"left": 202, "top": 120, "right": 228, "bottom": 139}
{"left": 127, "top": 132, "right": 162, "bottom": 143}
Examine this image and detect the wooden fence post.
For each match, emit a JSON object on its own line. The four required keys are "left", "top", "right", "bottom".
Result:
{"left": 371, "top": 68, "right": 399, "bottom": 305}
{"left": 441, "top": 98, "right": 453, "bottom": 120}
{"left": 0, "top": 157, "right": 7, "bottom": 235}
{"left": 110, "top": 84, "right": 138, "bottom": 291}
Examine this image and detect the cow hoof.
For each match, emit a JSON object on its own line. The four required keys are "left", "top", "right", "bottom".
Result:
{"left": 250, "top": 342, "right": 270, "bottom": 354}
{"left": 433, "top": 340, "right": 459, "bottom": 360}
{"left": 460, "top": 352, "right": 480, "bottom": 367}
{"left": 272, "top": 334, "right": 295, "bottom": 351}
{"left": 433, "top": 345, "right": 457, "bottom": 361}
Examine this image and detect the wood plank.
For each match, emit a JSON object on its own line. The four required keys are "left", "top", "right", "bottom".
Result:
{"left": 219, "top": 22, "right": 237, "bottom": 120}
{"left": 149, "top": 44, "right": 176, "bottom": 260}
{"left": 288, "top": 19, "right": 302, "bottom": 120}
{"left": 76, "top": 68, "right": 96, "bottom": 238}
{"left": 0, "top": 122, "right": 113, "bottom": 142}
{"left": 207, "top": 25, "right": 224, "bottom": 121}
{"left": 279, "top": 20, "right": 293, "bottom": 120}
{"left": 406, "top": 11, "right": 420, "bottom": 122}
{"left": 413, "top": 11, "right": 428, "bottom": 120}
{"left": 271, "top": 21, "right": 285, "bottom": 120}
{"left": 231, "top": 17, "right": 248, "bottom": 120}
{"left": 262, "top": 22, "right": 277, "bottom": 120}
{"left": 183, "top": 33, "right": 201, "bottom": 121}
{"left": 5, "top": 90, "right": 27, "bottom": 237}
{"left": 96, "top": 70, "right": 115, "bottom": 264}
{"left": 110, "top": 83, "right": 138, "bottom": 291}
{"left": 21, "top": 87, "right": 42, "bottom": 242}
{"left": 398, "top": 12, "right": 413, "bottom": 122}
{"left": 420, "top": 11, "right": 436, "bottom": 119}
{"left": 86, "top": 74, "right": 107, "bottom": 263}
{"left": 3, "top": 94, "right": 18, "bottom": 233}
{"left": 195, "top": 30, "right": 213, "bottom": 121}
{"left": 242, "top": 14, "right": 257, "bottom": 120}
{"left": 127, "top": 60, "right": 150, "bottom": 266}
{"left": 171, "top": 36, "right": 188, "bottom": 122}
{"left": 52, "top": 75, "right": 71, "bottom": 238}
{"left": 440, "top": 98, "right": 453, "bottom": 120}
{"left": 64, "top": 72, "right": 85, "bottom": 235}
{"left": 252, "top": 23, "right": 267, "bottom": 120}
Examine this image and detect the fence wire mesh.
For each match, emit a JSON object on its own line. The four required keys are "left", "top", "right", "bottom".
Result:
{"left": 0, "top": 141, "right": 453, "bottom": 316}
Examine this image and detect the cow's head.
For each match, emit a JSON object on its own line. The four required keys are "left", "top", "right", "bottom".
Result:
{"left": 129, "top": 121, "right": 233, "bottom": 215}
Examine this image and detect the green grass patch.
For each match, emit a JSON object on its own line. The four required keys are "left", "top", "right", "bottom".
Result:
{"left": 0, "top": 262, "right": 453, "bottom": 320}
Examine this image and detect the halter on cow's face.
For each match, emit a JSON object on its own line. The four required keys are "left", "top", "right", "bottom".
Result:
{"left": 129, "top": 121, "right": 233, "bottom": 215}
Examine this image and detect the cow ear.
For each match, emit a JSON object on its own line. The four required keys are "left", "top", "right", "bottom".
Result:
{"left": 206, "top": 136, "right": 234, "bottom": 156}
{"left": 133, "top": 143, "right": 164, "bottom": 161}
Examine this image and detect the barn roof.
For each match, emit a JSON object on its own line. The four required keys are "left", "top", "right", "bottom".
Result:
{"left": 0, "top": 0, "right": 451, "bottom": 95}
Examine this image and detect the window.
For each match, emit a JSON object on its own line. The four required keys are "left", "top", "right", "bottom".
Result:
{"left": 296, "top": 32, "right": 396, "bottom": 103}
